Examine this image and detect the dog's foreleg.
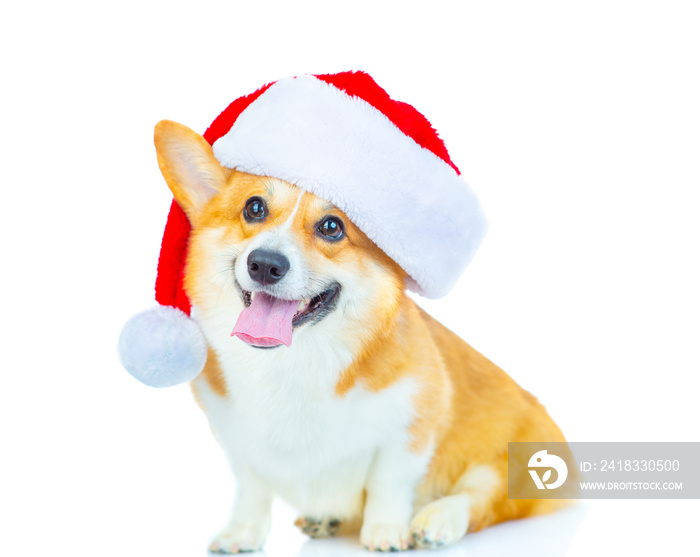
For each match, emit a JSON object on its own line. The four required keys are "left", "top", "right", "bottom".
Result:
{"left": 360, "top": 438, "right": 432, "bottom": 552}
{"left": 209, "top": 463, "right": 273, "bottom": 554}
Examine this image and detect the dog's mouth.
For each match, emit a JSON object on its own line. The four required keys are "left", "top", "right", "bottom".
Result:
{"left": 231, "top": 283, "right": 341, "bottom": 349}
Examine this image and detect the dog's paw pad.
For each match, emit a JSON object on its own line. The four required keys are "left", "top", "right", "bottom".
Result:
{"left": 410, "top": 500, "right": 469, "bottom": 549}
{"left": 410, "top": 528, "right": 447, "bottom": 549}
{"left": 294, "top": 516, "right": 341, "bottom": 538}
{"left": 208, "top": 524, "right": 266, "bottom": 554}
{"left": 361, "top": 523, "right": 413, "bottom": 552}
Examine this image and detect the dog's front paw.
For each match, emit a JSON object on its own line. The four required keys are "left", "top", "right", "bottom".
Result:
{"left": 360, "top": 523, "right": 413, "bottom": 552}
{"left": 410, "top": 498, "right": 469, "bottom": 549}
{"left": 208, "top": 524, "right": 267, "bottom": 554}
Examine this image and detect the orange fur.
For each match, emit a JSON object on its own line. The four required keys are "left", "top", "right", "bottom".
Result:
{"left": 155, "top": 119, "right": 568, "bottom": 543}
{"left": 198, "top": 347, "right": 228, "bottom": 398}
{"left": 415, "top": 309, "right": 568, "bottom": 528}
{"left": 333, "top": 292, "right": 567, "bottom": 530}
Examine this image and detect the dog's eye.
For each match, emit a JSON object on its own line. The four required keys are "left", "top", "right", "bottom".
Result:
{"left": 244, "top": 197, "right": 266, "bottom": 222}
{"left": 318, "top": 216, "right": 344, "bottom": 241}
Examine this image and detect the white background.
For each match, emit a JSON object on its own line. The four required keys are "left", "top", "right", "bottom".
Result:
{"left": 2, "top": 1, "right": 699, "bottom": 556}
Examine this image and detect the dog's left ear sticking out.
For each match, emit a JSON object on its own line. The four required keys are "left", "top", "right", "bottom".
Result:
{"left": 154, "top": 120, "right": 231, "bottom": 222}
{"left": 117, "top": 120, "right": 227, "bottom": 388}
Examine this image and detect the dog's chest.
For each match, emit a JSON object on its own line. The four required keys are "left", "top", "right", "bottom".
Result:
{"left": 196, "top": 336, "right": 416, "bottom": 484}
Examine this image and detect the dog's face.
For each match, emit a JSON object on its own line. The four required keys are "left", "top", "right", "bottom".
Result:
{"left": 155, "top": 120, "right": 406, "bottom": 350}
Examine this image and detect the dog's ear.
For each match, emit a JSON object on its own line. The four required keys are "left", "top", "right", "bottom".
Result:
{"left": 154, "top": 120, "right": 231, "bottom": 222}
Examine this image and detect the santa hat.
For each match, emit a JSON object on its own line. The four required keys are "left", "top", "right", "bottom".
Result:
{"left": 118, "top": 71, "right": 487, "bottom": 387}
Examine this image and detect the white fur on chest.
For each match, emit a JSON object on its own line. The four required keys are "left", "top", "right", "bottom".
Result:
{"left": 193, "top": 312, "right": 418, "bottom": 516}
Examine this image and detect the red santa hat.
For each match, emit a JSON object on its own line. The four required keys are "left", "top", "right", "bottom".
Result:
{"left": 118, "top": 71, "right": 487, "bottom": 387}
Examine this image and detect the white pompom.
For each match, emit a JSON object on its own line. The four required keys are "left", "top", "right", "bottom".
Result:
{"left": 118, "top": 305, "right": 207, "bottom": 388}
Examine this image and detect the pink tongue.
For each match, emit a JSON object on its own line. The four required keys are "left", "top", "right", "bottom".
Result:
{"left": 231, "top": 292, "right": 300, "bottom": 347}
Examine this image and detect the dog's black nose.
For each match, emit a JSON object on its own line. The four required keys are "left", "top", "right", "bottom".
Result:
{"left": 247, "top": 249, "right": 290, "bottom": 285}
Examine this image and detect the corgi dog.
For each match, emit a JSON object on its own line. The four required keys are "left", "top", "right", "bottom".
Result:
{"left": 154, "top": 119, "right": 567, "bottom": 553}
